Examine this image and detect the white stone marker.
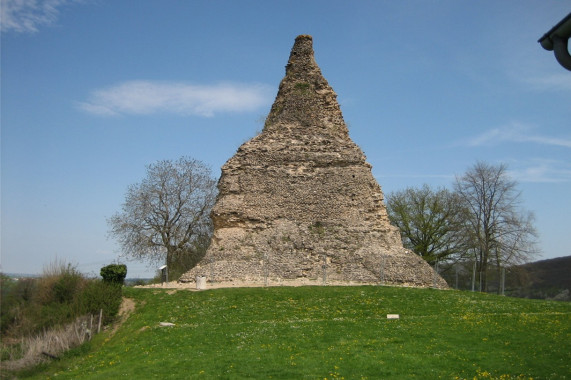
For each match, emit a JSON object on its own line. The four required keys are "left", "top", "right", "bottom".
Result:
{"left": 196, "top": 276, "right": 207, "bottom": 290}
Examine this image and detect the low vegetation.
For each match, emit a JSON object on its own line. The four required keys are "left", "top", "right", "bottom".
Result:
{"left": 11, "top": 285, "right": 571, "bottom": 379}
{"left": 0, "top": 261, "right": 124, "bottom": 373}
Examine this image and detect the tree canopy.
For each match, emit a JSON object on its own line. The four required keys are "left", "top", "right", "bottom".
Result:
{"left": 455, "top": 162, "right": 538, "bottom": 291}
{"left": 386, "top": 162, "right": 538, "bottom": 292}
{"left": 108, "top": 157, "right": 217, "bottom": 277}
{"left": 386, "top": 184, "right": 468, "bottom": 266}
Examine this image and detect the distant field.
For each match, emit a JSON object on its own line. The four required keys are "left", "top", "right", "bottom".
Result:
{"left": 19, "top": 286, "right": 571, "bottom": 379}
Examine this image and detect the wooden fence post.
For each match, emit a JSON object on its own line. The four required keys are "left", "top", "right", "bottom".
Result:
{"left": 98, "top": 309, "right": 103, "bottom": 333}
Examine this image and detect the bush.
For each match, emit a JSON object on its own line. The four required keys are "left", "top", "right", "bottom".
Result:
{"left": 1, "top": 261, "right": 127, "bottom": 374}
{"left": 0, "top": 274, "right": 28, "bottom": 334}
{"left": 1, "top": 261, "right": 124, "bottom": 339}
{"left": 100, "top": 264, "right": 127, "bottom": 285}
{"left": 35, "top": 262, "right": 86, "bottom": 306}
{"left": 80, "top": 281, "right": 122, "bottom": 323}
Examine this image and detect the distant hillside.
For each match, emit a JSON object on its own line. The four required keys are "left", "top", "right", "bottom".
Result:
{"left": 2, "top": 273, "right": 41, "bottom": 279}
{"left": 522, "top": 255, "right": 571, "bottom": 289}
{"left": 508, "top": 255, "right": 571, "bottom": 300}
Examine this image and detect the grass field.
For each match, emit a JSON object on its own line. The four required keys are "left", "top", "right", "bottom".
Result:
{"left": 16, "top": 286, "right": 571, "bottom": 379}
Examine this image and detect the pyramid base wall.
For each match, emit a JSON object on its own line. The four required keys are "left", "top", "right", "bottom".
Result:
{"left": 179, "top": 222, "right": 448, "bottom": 289}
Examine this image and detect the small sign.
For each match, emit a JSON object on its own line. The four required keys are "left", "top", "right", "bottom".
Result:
{"left": 387, "top": 314, "right": 400, "bottom": 320}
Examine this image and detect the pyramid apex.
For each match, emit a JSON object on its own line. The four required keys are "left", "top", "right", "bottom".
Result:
{"left": 286, "top": 34, "right": 317, "bottom": 75}
{"left": 262, "top": 35, "right": 347, "bottom": 135}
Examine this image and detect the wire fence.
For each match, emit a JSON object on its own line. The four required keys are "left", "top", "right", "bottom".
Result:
{"left": 435, "top": 260, "right": 567, "bottom": 300}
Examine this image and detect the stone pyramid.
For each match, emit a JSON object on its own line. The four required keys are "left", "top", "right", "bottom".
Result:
{"left": 180, "top": 35, "right": 448, "bottom": 288}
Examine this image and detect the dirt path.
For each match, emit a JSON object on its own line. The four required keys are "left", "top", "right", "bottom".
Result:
{"left": 108, "top": 297, "right": 136, "bottom": 335}
{"left": 119, "top": 297, "right": 136, "bottom": 315}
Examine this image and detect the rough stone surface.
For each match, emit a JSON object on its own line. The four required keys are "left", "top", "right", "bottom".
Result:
{"left": 180, "top": 35, "right": 448, "bottom": 289}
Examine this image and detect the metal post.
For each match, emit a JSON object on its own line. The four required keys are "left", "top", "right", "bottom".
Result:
{"left": 210, "top": 257, "right": 214, "bottom": 283}
{"left": 263, "top": 252, "right": 269, "bottom": 287}
{"left": 379, "top": 254, "right": 385, "bottom": 285}
{"left": 433, "top": 259, "right": 439, "bottom": 288}
{"left": 501, "top": 267, "right": 505, "bottom": 296}
{"left": 322, "top": 255, "right": 327, "bottom": 285}
{"left": 471, "top": 261, "right": 476, "bottom": 292}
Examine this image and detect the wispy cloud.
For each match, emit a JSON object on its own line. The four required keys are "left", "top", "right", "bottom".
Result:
{"left": 376, "top": 162, "right": 571, "bottom": 185}
{"left": 508, "top": 159, "right": 571, "bottom": 183}
{"left": 463, "top": 122, "right": 571, "bottom": 148}
{"left": 78, "top": 80, "right": 273, "bottom": 117}
{"left": 522, "top": 73, "right": 571, "bottom": 92}
{"left": 0, "top": 0, "right": 79, "bottom": 33}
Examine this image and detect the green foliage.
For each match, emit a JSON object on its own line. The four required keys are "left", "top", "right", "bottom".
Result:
{"left": 387, "top": 184, "right": 468, "bottom": 265}
{"left": 309, "top": 221, "right": 325, "bottom": 236}
{"left": 1, "top": 274, "right": 26, "bottom": 334}
{"left": 20, "top": 286, "right": 571, "bottom": 379}
{"left": 52, "top": 267, "right": 85, "bottom": 303}
{"left": 100, "top": 264, "right": 127, "bottom": 284}
{"left": 35, "top": 263, "right": 85, "bottom": 305}
{"left": 294, "top": 81, "right": 310, "bottom": 92}
{"left": 166, "top": 233, "right": 211, "bottom": 281}
{"left": 80, "top": 280, "right": 123, "bottom": 321}
{"left": 1, "top": 262, "right": 123, "bottom": 339}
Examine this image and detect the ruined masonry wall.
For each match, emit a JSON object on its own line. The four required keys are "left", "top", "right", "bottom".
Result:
{"left": 180, "top": 35, "right": 448, "bottom": 289}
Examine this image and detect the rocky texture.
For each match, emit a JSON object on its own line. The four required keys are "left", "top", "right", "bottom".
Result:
{"left": 180, "top": 35, "right": 448, "bottom": 288}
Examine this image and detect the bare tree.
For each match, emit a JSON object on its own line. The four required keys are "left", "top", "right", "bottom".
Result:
{"left": 108, "top": 157, "right": 217, "bottom": 278}
{"left": 386, "top": 184, "right": 469, "bottom": 266}
{"left": 454, "top": 162, "right": 538, "bottom": 292}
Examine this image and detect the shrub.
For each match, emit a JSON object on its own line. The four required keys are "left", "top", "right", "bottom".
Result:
{"left": 79, "top": 280, "right": 122, "bottom": 323}
{"left": 0, "top": 274, "right": 28, "bottom": 334}
{"left": 1, "top": 260, "right": 124, "bottom": 339}
{"left": 53, "top": 268, "right": 85, "bottom": 304}
{"left": 35, "top": 261, "right": 86, "bottom": 306}
{"left": 100, "top": 264, "right": 127, "bottom": 285}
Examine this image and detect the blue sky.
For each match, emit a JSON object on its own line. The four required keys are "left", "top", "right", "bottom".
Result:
{"left": 2, "top": 1, "right": 570, "bottom": 278}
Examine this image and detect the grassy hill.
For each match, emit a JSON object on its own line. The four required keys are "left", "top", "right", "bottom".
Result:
{"left": 16, "top": 286, "right": 571, "bottom": 379}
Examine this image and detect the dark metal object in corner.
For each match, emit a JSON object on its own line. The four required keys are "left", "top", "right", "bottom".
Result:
{"left": 538, "top": 12, "right": 571, "bottom": 71}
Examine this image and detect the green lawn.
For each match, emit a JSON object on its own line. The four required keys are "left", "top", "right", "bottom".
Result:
{"left": 19, "top": 286, "right": 571, "bottom": 379}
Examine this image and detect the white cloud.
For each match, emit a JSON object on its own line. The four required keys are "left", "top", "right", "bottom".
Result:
{"left": 78, "top": 80, "right": 273, "bottom": 117}
{"left": 0, "top": 0, "right": 79, "bottom": 33}
{"left": 508, "top": 159, "right": 571, "bottom": 183}
{"left": 464, "top": 122, "right": 571, "bottom": 148}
